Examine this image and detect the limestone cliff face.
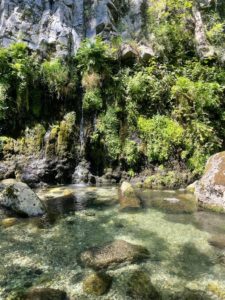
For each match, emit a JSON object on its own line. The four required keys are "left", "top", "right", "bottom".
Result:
{"left": 0, "top": 0, "right": 146, "bottom": 56}
{"left": 0, "top": 0, "right": 219, "bottom": 59}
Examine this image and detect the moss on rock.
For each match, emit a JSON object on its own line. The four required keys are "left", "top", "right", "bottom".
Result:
{"left": 83, "top": 272, "right": 112, "bottom": 296}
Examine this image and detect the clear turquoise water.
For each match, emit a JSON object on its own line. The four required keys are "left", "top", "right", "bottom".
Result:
{"left": 0, "top": 186, "right": 225, "bottom": 299}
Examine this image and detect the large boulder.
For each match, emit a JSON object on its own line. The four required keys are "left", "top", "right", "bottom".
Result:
{"left": 119, "top": 182, "right": 141, "bottom": 210}
{"left": 80, "top": 239, "right": 149, "bottom": 269}
{"left": 195, "top": 152, "right": 225, "bottom": 212}
{"left": 0, "top": 179, "right": 44, "bottom": 216}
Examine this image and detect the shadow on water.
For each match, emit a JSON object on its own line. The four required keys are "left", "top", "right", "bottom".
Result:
{"left": 169, "top": 242, "right": 214, "bottom": 280}
{"left": 164, "top": 210, "right": 225, "bottom": 236}
{"left": 0, "top": 264, "right": 44, "bottom": 297}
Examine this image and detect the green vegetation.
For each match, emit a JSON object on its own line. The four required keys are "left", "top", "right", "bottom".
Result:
{"left": 1, "top": 1, "right": 225, "bottom": 177}
{"left": 138, "top": 115, "right": 184, "bottom": 163}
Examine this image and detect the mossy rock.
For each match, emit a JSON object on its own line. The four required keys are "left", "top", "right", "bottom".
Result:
{"left": 38, "top": 187, "right": 76, "bottom": 215}
{"left": 57, "top": 112, "right": 76, "bottom": 157}
{"left": 199, "top": 203, "right": 225, "bottom": 214}
{"left": 25, "top": 288, "right": 67, "bottom": 300}
{"left": 45, "top": 125, "right": 60, "bottom": 158}
{"left": 83, "top": 272, "right": 112, "bottom": 296}
{"left": 186, "top": 181, "right": 198, "bottom": 193}
{"left": 2, "top": 137, "right": 15, "bottom": 155}
{"left": 125, "top": 270, "right": 161, "bottom": 299}
{"left": 144, "top": 171, "right": 192, "bottom": 190}
{"left": 16, "top": 124, "right": 46, "bottom": 156}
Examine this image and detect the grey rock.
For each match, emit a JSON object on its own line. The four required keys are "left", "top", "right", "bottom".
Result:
{"left": 192, "top": 3, "right": 215, "bottom": 59}
{"left": 121, "top": 44, "right": 137, "bottom": 60}
{"left": 72, "top": 159, "right": 95, "bottom": 185}
{"left": 0, "top": 179, "right": 44, "bottom": 216}
{"left": 139, "top": 44, "right": 154, "bottom": 61}
{"left": 0, "top": 0, "right": 151, "bottom": 57}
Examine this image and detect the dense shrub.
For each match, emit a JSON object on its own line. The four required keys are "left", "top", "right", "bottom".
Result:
{"left": 138, "top": 115, "right": 184, "bottom": 163}
{"left": 41, "top": 59, "right": 77, "bottom": 99}
{"left": 83, "top": 88, "right": 102, "bottom": 111}
{"left": 0, "top": 27, "right": 225, "bottom": 177}
{"left": 97, "top": 107, "right": 121, "bottom": 162}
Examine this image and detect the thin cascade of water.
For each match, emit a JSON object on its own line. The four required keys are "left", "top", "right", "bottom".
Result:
{"left": 80, "top": 98, "right": 84, "bottom": 154}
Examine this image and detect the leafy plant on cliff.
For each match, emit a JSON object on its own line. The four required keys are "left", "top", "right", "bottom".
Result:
{"left": 148, "top": 0, "right": 194, "bottom": 60}
{"left": 97, "top": 107, "right": 121, "bottom": 162}
{"left": 83, "top": 88, "right": 102, "bottom": 112}
{"left": 138, "top": 115, "right": 184, "bottom": 163}
{"left": 171, "top": 76, "right": 221, "bottom": 122}
{"left": 76, "top": 37, "right": 111, "bottom": 74}
{"left": 41, "top": 59, "right": 77, "bottom": 99}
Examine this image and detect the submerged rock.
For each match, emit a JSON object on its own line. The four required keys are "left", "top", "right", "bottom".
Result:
{"left": 0, "top": 179, "right": 44, "bottom": 216}
{"left": 0, "top": 217, "right": 18, "bottom": 228}
{"left": 195, "top": 151, "right": 225, "bottom": 212}
{"left": 179, "top": 288, "right": 212, "bottom": 300}
{"left": 83, "top": 272, "right": 112, "bottom": 296}
{"left": 25, "top": 288, "right": 67, "bottom": 300}
{"left": 138, "top": 190, "right": 197, "bottom": 214}
{"left": 208, "top": 235, "right": 225, "bottom": 250}
{"left": 38, "top": 187, "right": 76, "bottom": 215}
{"left": 125, "top": 270, "right": 161, "bottom": 300}
{"left": 80, "top": 239, "right": 149, "bottom": 269}
{"left": 119, "top": 182, "right": 141, "bottom": 210}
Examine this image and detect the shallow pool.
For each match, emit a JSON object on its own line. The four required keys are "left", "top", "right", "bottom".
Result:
{"left": 0, "top": 186, "right": 225, "bottom": 299}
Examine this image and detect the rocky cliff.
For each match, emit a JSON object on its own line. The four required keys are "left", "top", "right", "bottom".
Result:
{"left": 0, "top": 0, "right": 220, "bottom": 58}
{"left": 0, "top": 0, "right": 148, "bottom": 56}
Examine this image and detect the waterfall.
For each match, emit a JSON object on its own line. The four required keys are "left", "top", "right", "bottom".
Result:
{"left": 80, "top": 98, "right": 84, "bottom": 154}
